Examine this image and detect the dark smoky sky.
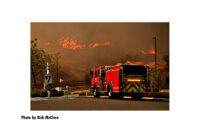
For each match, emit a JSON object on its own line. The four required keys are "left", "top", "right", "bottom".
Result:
{"left": 31, "top": 23, "right": 169, "bottom": 80}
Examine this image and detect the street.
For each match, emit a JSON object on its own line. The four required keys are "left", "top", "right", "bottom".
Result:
{"left": 31, "top": 96, "right": 169, "bottom": 110}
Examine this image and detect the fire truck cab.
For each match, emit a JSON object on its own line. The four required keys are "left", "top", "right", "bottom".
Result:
{"left": 90, "top": 64, "right": 150, "bottom": 99}
{"left": 90, "top": 66, "right": 110, "bottom": 93}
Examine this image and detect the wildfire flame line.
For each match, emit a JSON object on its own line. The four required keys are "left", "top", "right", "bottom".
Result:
{"left": 140, "top": 46, "right": 156, "bottom": 55}
{"left": 46, "top": 36, "right": 112, "bottom": 50}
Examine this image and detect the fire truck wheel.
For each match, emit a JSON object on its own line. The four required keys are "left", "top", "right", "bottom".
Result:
{"left": 93, "top": 88, "right": 100, "bottom": 98}
{"left": 116, "top": 95, "right": 123, "bottom": 99}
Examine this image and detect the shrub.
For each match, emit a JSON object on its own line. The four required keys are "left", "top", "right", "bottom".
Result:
{"left": 50, "top": 89, "right": 64, "bottom": 97}
{"left": 31, "top": 90, "right": 41, "bottom": 97}
{"left": 50, "top": 89, "right": 57, "bottom": 96}
{"left": 31, "top": 89, "right": 64, "bottom": 97}
{"left": 31, "top": 89, "right": 48, "bottom": 97}
{"left": 40, "top": 90, "right": 48, "bottom": 97}
{"left": 57, "top": 91, "right": 64, "bottom": 96}
{"left": 50, "top": 89, "right": 58, "bottom": 94}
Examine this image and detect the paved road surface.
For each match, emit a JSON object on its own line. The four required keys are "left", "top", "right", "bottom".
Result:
{"left": 31, "top": 97, "right": 169, "bottom": 110}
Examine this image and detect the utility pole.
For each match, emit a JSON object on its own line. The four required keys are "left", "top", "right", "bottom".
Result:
{"left": 153, "top": 36, "right": 158, "bottom": 92}
{"left": 56, "top": 56, "right": 58, "bottom": 84}
{"left": 153, "top": 37, "right": 157, "bottom": 70}
{"left": 56, "top": 53, "right": 60, "bottom": 86}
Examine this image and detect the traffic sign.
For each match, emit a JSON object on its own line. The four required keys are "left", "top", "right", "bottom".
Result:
{"left": 44, "top": 74, "right": 52, "bottom": 84}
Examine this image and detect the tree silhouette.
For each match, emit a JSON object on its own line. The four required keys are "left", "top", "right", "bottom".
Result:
{"left": 31, "top": 38, "right": 60, "bottom": 89}
{"left": 163, "top": 55, "right": 169, "bottom": 71}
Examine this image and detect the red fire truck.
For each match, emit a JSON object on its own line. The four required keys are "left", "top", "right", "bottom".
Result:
{"left": 90, "top": 64, "right": 151, "bottom": 99}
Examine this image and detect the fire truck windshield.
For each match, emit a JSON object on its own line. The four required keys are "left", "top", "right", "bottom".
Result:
{"left": 122, "top": 65, "right": 146, "bottom": 75}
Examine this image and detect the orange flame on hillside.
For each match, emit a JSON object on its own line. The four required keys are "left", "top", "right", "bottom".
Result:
{"left": 58, "top": 36, "right": 86, "bottom": 50}
{"left": 140, "top": 46, "right": 156, "bottom": 55}
{"left": 47, "top": 36, "right": 112, "bottom": 50}
{"left": 89, "top": 42, "right": 111, "bottom": 48}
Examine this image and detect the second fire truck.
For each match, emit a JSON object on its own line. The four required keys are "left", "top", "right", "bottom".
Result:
{"left": 90, "top": 64, "right": 151, "bottom": 99}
